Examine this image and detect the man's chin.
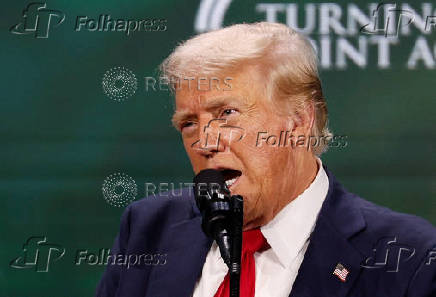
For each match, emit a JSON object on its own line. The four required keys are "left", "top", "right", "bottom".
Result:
{"left": 242, "top": 211, "right": 264, "bottom": 230}
{"left": 242, "top": 220, "right": 261, "bottom": 231}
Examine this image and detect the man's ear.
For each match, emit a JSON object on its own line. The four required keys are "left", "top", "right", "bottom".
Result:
{"left": 291, "top": 102, "right": 315, "bottom": 136}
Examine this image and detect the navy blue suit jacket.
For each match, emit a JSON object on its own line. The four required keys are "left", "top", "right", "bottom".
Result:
{"left": 96, "top": 167, "right": 436, "bottom": 297}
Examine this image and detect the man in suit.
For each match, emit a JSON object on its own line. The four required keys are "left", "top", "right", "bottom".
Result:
{"left": 96, "top": 22, "right": 435, "bottom": 297}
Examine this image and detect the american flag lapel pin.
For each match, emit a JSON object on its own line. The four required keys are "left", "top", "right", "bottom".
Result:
{"left": 333, "top": 263, "right": 349, "bottom": 282}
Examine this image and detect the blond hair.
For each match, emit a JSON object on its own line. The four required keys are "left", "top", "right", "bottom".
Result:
{"left": 161, "top": 22, "right": 332, "bottom": 155}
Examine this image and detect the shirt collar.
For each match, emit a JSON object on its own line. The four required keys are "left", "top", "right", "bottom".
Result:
{"left": 260, "top": 158, "right": 329, "bottom": 268}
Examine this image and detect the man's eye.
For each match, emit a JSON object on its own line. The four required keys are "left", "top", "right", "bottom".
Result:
{"left": 220, "top": 109, "right": 237, "bottom": 117}
{"left": 180, "top": 122, "right": 195, "bottom": 130}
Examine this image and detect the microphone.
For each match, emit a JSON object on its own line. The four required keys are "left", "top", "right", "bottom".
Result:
{"left": 193, "top": 169, "right": 244, "bottom": 297}
{"left": 193, "top": 169, "right": 232, "bottom": 266}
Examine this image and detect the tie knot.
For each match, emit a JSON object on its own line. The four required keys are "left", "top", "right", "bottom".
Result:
{"left": 242, "top": 229, "right": 269, "bottom": 254}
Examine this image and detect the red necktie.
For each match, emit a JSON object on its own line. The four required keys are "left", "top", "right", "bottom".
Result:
{"left": 214, "top": 229, "right": 270, "bottom": 297}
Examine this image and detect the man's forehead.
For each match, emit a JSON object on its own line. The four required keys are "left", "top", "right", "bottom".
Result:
{"left": 174, "top": 93, "right": 252, "bottom": 111}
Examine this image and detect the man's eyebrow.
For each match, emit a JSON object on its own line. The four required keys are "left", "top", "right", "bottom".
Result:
{"left": 203, "top": 96, "right": 250, "bottom": 111}
{"left": 172, "top": 96, "right": 251, "bottom": 129}
{"left": 171, "top": 109, "right": 195, "bottom": 130}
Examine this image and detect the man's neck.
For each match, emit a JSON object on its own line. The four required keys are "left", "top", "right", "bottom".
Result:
{"left": 272, "top": 155, "right": 319, "bottom": 222}
{"left": 244, "top": 155, "right": 320, "bottom": 230}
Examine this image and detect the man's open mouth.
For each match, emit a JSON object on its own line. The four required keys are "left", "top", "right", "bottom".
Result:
{"left": 220, "top": 169, "right": 242, "bottom": 188}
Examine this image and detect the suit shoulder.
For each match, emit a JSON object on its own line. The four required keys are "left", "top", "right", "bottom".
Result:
{"left": 123, "top": 187, "right": 197, "bottom": 229}
{"left": 352, "top": 193, "right": 436, "bottom": 248}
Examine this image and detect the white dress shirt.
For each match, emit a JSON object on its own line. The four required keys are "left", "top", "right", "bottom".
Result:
{"left": 192, "top": 158, "right": 329, "bottom": 297}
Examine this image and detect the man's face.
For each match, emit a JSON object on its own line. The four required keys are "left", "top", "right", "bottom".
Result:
{"left": 173, "top": 68, "right": 315, "bottom": 229}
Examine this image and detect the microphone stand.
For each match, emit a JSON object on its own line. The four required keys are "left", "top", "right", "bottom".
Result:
{"left": 229, "top": 195, "right": 243, "bottom": 297}
{"left": 201, "top": 194, "right": 243, "bottom": 297}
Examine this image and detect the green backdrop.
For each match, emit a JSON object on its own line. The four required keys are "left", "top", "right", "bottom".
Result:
{"left": 1, "top": 0, "right": 435, "bottom": 296}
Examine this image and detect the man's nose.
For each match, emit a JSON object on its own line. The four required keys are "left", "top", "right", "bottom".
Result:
{"left": 195, "top": 118, "right": 228, "bottom": 156}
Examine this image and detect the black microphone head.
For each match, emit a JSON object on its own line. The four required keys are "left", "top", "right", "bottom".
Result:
{"left": 193, "top": 169, "right": 230, "bottom": 211}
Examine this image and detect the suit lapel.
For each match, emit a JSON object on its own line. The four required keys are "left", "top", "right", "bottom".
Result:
{"left": 290, "top": 167, "right": 367, "bottom": 297}
{"left": 145, "top": 210, "right": 213, "bottom": 297}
